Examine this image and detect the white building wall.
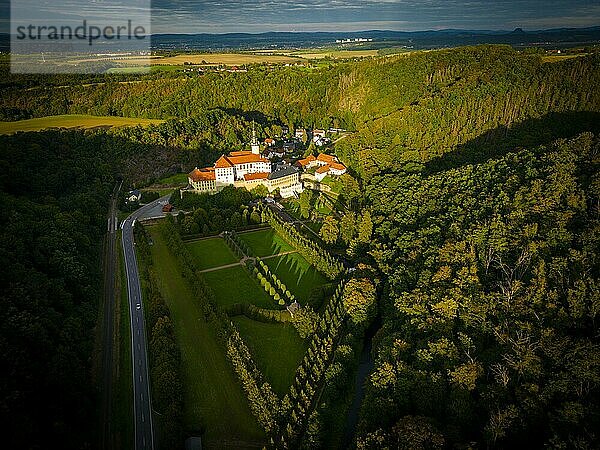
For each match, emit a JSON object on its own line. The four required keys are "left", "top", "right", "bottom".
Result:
{"left": 215, "top": 167, "right": 235, "bottom": 184}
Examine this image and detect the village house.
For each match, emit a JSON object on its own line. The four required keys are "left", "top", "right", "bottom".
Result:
{"left": 296, "top": 152, "right": 347, "bottom": 182}
{"left": 283, "top": 141, "right": 296, "bottom": 153}
{"left": 126, "top": 189, "right": 142, "bottom": 203}
{"left": 312, "top": 129, "right": 326, "bottom": 142}
{"left": 295, "top": 154, "right": 318, "bottom": 170}
{"left": 315, "top": 161, "right": 347, "bottom": 181}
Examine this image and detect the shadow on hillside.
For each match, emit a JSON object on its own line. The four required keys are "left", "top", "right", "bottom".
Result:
{"left": 425, "top": 111, "right": 600, "bottom": 175}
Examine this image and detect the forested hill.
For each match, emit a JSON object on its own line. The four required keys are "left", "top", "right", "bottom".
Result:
{"left": 356, "top": 131, "right": 600, "bottom": 448}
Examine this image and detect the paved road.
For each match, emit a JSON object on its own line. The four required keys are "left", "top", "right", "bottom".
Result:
{"left": 121, "top": 196, "right": 170, "bottom": 450}
{"left": 100, "top": 181, "right": 121, "bottom": 450}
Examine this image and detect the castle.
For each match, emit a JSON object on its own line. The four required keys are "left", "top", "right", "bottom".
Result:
{"left": 187, "top": 126, "right": 303, "bottom": 198}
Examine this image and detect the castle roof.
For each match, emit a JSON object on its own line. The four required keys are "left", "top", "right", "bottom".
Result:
{"left": 215, "top": 155, "right": 234, "bottom": 168}
{"left": 317, "top": 153, "right": 337, "bottom": 164}
{"left": 316, "top": 165, "right": 330, "bottom": 174}
{"left": 269, "top": 165, "right": 299, "bottom": 180}
{"left": 189, "top": 167, "right": 216, "bottom": 182}
{"left": 330, "top": 162, "right": 346, "bottom": 171}
{"left": 215, "top": 152, "right": 269, "bottom": 169}
{"left": 228, "top": 153, "right": 269, "bottom": 165}
{"left": 243, "top": 172, "right": 269, "bottom": 181}
{"left": 296, "top": 154, "right": 316, "bottom": 167}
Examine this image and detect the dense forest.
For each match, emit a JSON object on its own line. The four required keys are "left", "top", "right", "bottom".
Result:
{"left": 0, "top": 132, "right": 116, "bottom": 448}
{"left": 2, "top": 45, "right": 600, "bottom": 448}
{"left": 358, "top": 132, "right": 600, "bottom": 448}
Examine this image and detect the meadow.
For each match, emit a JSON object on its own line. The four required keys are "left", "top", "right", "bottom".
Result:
{"left": 238, "top": 228, "right": 294, "bottom": 257}
{"left": 146, "top": 227, "right": 265, "bottom": 448}
{"left": 264, "top": 253, "right": 328, "bottom": 305}
{"left": 203, "top": 265, "right": 275, "bottom": 310}
{"left": 232, "top": 317, "right": 307, "bottom": 397}
{"left": 186, "top": 237, "right": 238, "bottom": 270}
{"left": 0, "top": 114, "right": 163, "bottom": 135}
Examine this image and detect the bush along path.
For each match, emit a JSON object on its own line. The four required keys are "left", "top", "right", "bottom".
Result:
{"left": 261, "top": 205, "right": 344, "bottom": 280}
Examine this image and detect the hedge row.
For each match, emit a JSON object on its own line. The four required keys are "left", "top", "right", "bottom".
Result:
{"left": 261, "top": 206, "right": 344, "bottom": 279}
{"left": 252, "top": 257, "right": 295, "bottom": 306}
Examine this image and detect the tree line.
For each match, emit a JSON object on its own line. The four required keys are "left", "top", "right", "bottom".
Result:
{"left": 262, "top": 205, "right": 344, "bottom": 279}
{"left": 133, "top": 222, "right": 184, "bottom": 448}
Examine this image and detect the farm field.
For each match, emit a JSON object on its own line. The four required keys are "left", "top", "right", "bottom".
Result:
{"left": 203, "top": 265, "right": 275, "bottom": 310}
{"left": 232, "top": 316, "right": 307, "bottom": 397}
{"left": 0, "top": 114, "right": 163, "bottom": 135}
{"left": 264, "top": 253, "right": 328, "bottom": 304}
{"left": 238, "top": 228, "right": 294, "bottom": 257}
{"left": 145, "top": 227, "right": 265, "bottom": 448}
{"left": 186, "top": 237, "right": 238, "bottom": 270}
{"left": 109, "top": 53, "right": 303, "bottom": 67}
{"left": 288, "top": 49, "right": 379, "bottom": 59}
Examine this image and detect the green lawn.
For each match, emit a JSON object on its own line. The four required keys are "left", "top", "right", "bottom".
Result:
{"left": 203, "top": 265, "right": 276, "bottom": 310}
{"left": 146, "top": 227, "right": 265, "bottom": 449}
{"left": 155, "top": 173, "right": 189, "bottom": 185}
{"left": 320, "top": 175, "right": 343, "bottom": 194}
{"left": 186, "top": 237, "right": 238, "bottom": 270}
{"left": 264, "top": 253, "right": 328, "bottom": 304}
{"left": 233, "top": 317, "right": 307, "bottom": 397}
{"left": 0, "top": 114, "right": 163, "bottom": 134}
{"left": 238, "top": 228, "right": 294, "bottom": 257}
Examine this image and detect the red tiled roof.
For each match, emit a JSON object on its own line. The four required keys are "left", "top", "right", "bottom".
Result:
{"left": 227, "top": 153, "right": 269, "bottom": 165}
{"left": 229, "top": 151, "right": 253, "bottom": 157}
{"left": 189, "top": 167, "right": 216, "bottom": 182}
{"left": 243, "top": 172, "right": 269, "bottom": 181}
{"left": 316, "top": 164, "right": 330, "bottom": 174}
{"left": 317, "top": 153, "right": 337, "bottom": 164}
{"left": 264, "top": 138, "right": 274, "bottom": 143}
{"left": 215, "top": 155, "right": 233, "bottom": 168}
{"left": 296, "top": 155, "right": 316, "bottom": 167}
{"left": 330, "top": 162, "right": 346, "bottom": 171}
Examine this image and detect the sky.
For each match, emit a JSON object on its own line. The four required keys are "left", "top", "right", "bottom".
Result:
{"left": 2, "top": 0, "right": 600, "bottom": 34}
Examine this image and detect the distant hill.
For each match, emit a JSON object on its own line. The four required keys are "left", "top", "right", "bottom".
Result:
{"left": 149, "top": 26, "right": 600, "bottom": 51}
{"left": 1, "top": 26, "right": 599, "bottom": 52}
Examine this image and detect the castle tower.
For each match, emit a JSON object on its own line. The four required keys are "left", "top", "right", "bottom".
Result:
{"left": 251, "top": 122, "right": 260, "bottom": 155}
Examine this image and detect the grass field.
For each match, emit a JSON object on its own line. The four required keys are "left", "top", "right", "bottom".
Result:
{"left": 288, "top": 49, "right": 378, "bottom": 59}
{"left": 107, "top": 53, "right": 303, "bottom": 67}
{"left": 233, "top": 317, "right": 307, "bottom": 397}
{"left": 146, "top": 227, "right": 265, "bottom": 448}
{"left": 542, "top": 53, "right": 588, "bottom": 63}
{"left": 186, "top": 237, "right": 238, "bottom": 270}
{"left": 238, "top": 229, "right": 294, "bottom": 257}
{"left": 203, "top": 265, "right": 275, "bottom": 310}
{"left": 321, "top": 175, "right": 344, "bottom": 194}
{"left": 155, "top": 173, "right": 189, "bottom": 186}
{"left": 0, "top": 114, "right": 163, "bottom": 135}
{"left": 264, "top": 253, "right": 328, "bottom": 304}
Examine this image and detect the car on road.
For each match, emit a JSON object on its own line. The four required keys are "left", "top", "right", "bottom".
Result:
{"left": 136, "top": 303, "right": 141, "bottom": 310}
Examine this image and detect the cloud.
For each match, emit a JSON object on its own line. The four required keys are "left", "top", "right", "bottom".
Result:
{"left": 5, "top": 0, "right": 600, "bottom": 33}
